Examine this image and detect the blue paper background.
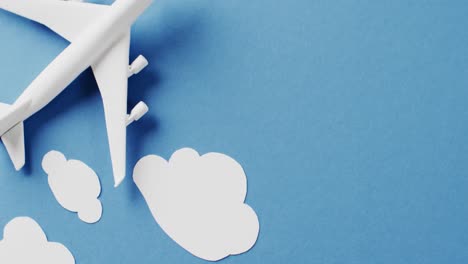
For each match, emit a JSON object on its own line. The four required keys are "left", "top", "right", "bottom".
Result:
{"left": 1, "top": 0, "right": 468, "bottom": 263}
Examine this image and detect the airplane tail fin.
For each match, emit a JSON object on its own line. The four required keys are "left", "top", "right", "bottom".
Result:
{"left": 0, "top": 103, "right": 26, "bottom": 171}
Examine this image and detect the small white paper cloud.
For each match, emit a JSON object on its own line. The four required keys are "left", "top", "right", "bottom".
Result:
{"left": 42, "top": 151, "right": 102, "bottom": 224}
{"left": 0, "top": 217, "right": 75, "bottom": 264}
{"left": 133, "top": 148, "right": 259, "bottom": 261}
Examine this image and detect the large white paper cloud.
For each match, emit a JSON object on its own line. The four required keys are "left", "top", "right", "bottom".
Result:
{"left": 0, "top": 217, "right": 75, "bottom": 264}
{"left": 42, "top": 151, "right": 102, "bottom": 224}
{"left": 133, "top": 148, "right": 259, "bottom": 261}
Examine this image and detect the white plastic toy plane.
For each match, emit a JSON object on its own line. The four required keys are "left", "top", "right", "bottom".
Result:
{"left": 0, "top": 0, "right": 153, "bottom": 187}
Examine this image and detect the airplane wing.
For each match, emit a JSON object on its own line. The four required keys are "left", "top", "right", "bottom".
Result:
{"left": 0, "top": 0, "right": 108, "bottom": 42}
{"left": 92, "top": 33, "right": 130, "bottom": 187}
{"left": 1, "top": 122, "right": 25, "bottom": 171}
{"left": 0, "top": 103, "right": 27, "bottom": 171}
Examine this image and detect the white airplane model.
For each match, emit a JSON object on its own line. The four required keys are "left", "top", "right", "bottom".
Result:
{"left": 0, "top": 0, "right": 154, "bottom": 187}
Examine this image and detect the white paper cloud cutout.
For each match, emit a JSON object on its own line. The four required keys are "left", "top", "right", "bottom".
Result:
{"left": 0, "top": 217, "right": 75, "bottom": 264}
{"left": 42, "top": 151, "right": 102, "bottom": 224}
{"left": 133, "top": 148, "right": 259, "bottom": 261}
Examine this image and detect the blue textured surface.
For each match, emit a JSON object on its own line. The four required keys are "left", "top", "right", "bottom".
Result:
{"left": 1, "top": 0, "right": 468, "bottom": 263}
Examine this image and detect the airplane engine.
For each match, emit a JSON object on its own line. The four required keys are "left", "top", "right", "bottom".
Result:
{"left": 126, "top": 101, "right": 149, "bottom": 126}
{"left": 128, "top": 55, "right": 148, "bottom": 77}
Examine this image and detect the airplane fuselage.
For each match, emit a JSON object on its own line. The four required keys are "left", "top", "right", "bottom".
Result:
{"left": 14, "top": 0, "right": 151, "bottom": 122}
